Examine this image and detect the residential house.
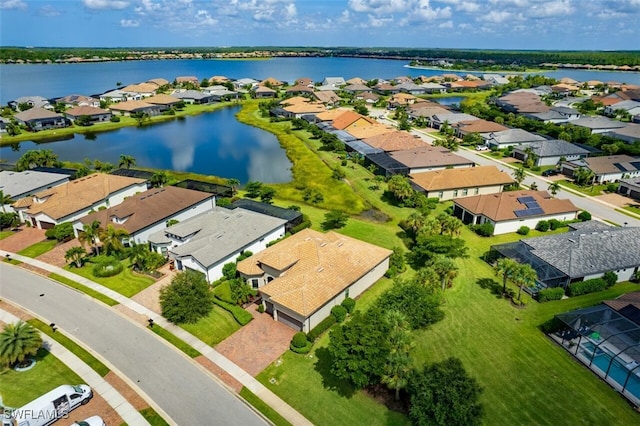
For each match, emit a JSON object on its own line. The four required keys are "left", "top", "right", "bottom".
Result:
{"left": 453, "top": 119, "right": 508, "bottom": 138}
{"left": 429, "top": 112, "right": 478, "bottom": 129}
{"left": 73, "top": 186, "right": 215, "bottom": 246}
{"left": 233, "top": 78, "right": 259, "bottom": 91}
{"left": 569, "top": 116, "right": 628, "bottom": 134}
{"left": 367, "top": 146, "right": 474, "bottom": 176}
{"left": 618, "top": 177, "right": 640, "bottom": 201}
{"left": 421, "top": 83, "right": 448, "bottom": 94}
{"left": 453, "top": 190, "right": 579, "bottom": 235}
{"left": 408, "top": 106, "right": 450, "bottom": 121}
{"left": 495, "top": 92, "right": 549, "bottom": 114}
{"left": 512, "top": 140, "right": 590, "bottom": 167}
{"left": 55, "top": 95, "right": 100, "bottom": 108}
{"left": 295, "top": 77, "right": 314, "bottom": 87}
{"left": 285, "top": 84, "right": 315, "bottom": 96}
{"left": 109, "top": 100, "right": 162, "bottom": 116}
{"left": 14, "top": 107, "right": 69, "bottom": 132}
{"left": 120, "top": 83, "right": 157, "bottom": 99}
{"left": 561, "top": 155, "right": 640, "bottom": 183}
{"left": 313, "top": 91, "right": 341, "bottom": 106}
{"left": 331, "top": 111, "right": 376, "bottom": 131}
{"left": 11, "top": 173, "right": 147, "bottom": 228}
{"left": 237, "top": 228, "right": 392, "bottom": 332}
{"left": 171, "top": 90, "right": 217, "bottom": 105}
{"left": 0, "top": 170, "right": 70, "bottom": 214}
{"left": 227, "top": 199, "right": 303, "bottom": 233}
{"left": 484, "top": 128, "right": 547, "bottom": 149}
{"left": 144, "top": 94, "right": 183, "bottom": 111}
{"left": 388, "top": 93, "right": 417, "bottom": 108}
{"left": 409, "top": 165, "right": 515, "bottom": 200}
{"left": 203, "top": 86, "right": 239, "bottom": 101}
{"left": 208, "top": 76, "right": 230, "bottom": 85}
{"left": 356, "top": 92, "right": 380, "bottom": 104}
{"left": 273, "top": 97, "right": 325, "bottom": 118}
{"left": 64, "top": 106, "right": 112, "bottom": 123}
{"left": 148, "top": 207, "right": 287, "bottom": 282}
{"left": 99, "top": 89, "right": 128, "bottom": 103}
{"left": 9, "top": 96, "right": 51, "bottom": 111}
{"left": 175, "top": 76, "right": 200, "bottom": 87}
{"left": 491, "top": 221, "right": 640, "bottom": 289}
{"left": 342, "top": 83, "right": 372, "bottom": 94}
{"left": 483, "top": 74, "right": 510, "bottom": 85}
{"left": 253, "top": 86, "right": 277, "bottom": 99}
{"left": 605, "top": 100, "right": 640, "bottom": 117}
{"left": 374, "top": 83, "right": 401, "bottom": 95}
{"left": 605, "top": 124, "right": 640, "bottom": 144}
{"left": 322, "top": 77, "right": 346, "bottom": 88}
{"left": 362, "top": 131, "right": 429, "bottom": 152}
{"left": 527, "top": 106, "right": 581, "bottom": 124}
{"left": 147, "top": 78, "right": 171, "bottom": 88}
{"left": 396, "top": 82, "right": 427, "bottom": 95}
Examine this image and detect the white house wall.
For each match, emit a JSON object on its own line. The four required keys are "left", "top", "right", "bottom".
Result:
{"left": 492, "top": 212, "right": 578, "bottom": 235}
{"left": 409, "top": 163, "right": 472, "bottom": 174}
{"left": 583, "top": 267, "right": 636, "bottom": 283}
{"left": 414, "top": 184, "right": 504, "bottom": 201}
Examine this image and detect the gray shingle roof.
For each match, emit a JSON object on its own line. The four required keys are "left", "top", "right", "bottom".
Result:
{"left": 0, "top": 170, "right": 70, "bottom": 199}
{"left": 522, "top": 223, "right": 640, "bottom": 278}
{"left": 514, "top": 140, "right": 590, "bottom": 158}
{"left": 149, "top": 207, "right": 286, "bottom": 268}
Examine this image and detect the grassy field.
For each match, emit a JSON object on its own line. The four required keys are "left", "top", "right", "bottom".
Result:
{"left": 0, "top": 230, "right": 14, "bottom": 240}
{"left": 65, "top": 258, "right": 155, "bottom": 297}
{"left": 559, "top": 180, "right": 609, "bottom": 196}
{"left": 17, "top": 239, "right": 57, "bottom": 258}
{"left": 179, "top": 306, "right": 241, "bottom": 346}
{"left": 48, "top": 272, "right": 120, "bottom": 306}
{"left": 0, "top": 347, "right": 83, "bottom": 407}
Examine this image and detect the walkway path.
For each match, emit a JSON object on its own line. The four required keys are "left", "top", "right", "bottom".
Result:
{"left": 0, "top": 250, "right": 313, "bottom": 426}
{"left": 0, "top": 308, "right": 150, "bottom": 426}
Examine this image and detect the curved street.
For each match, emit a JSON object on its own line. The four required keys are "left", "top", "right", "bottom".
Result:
{"left": 0, "top": 263, "right": 267, "bottom": 426}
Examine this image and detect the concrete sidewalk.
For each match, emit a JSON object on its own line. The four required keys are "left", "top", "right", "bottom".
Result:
{"left": 0, "top": 309, "right": 150, "bottom": 426}
{"left": 1, "top": 251, "right": 313, "bottom": 426}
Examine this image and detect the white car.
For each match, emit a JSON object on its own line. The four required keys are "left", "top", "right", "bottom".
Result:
{"left": 71, "top": 416, "right": 106, "bottom": 426}
{"left": 475, "top": 145, "right": 489, "bottom": 151}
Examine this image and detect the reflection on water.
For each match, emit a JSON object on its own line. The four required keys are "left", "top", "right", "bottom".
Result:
{"left": 0, "top": 106, "right": 292, "bottom": 184}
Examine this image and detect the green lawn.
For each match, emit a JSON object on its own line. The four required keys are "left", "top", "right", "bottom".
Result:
{"left": 0, "top": 347, "right": 83, "bottom": 407}
{"left": 240, "top": 387, "right": 292, "bottom": 426}
{"left": 65, "top": 258, "right": 155, "bottom": 297}
{"left": 48, "top": 272, "right": 120, "bottom": 306}
{"left": 179, "top": 306, "right": 241, "bottom": 346}
{"left": 17, "top": 239, "right": 57, "bottom": 258}
{"left": 558, "top": 180, "right": 609, "bottom": 196}
{"left": 0, "top": 230, "right": 14, "bottom": 240}
{"left": 150, "top": 325, "right": 202, "bottom": 358}
{"left": 139, "top": 407, "right": 171, "bottom": 426}
{"left": 620, "top": 204, "right": 640, "bottom": 216}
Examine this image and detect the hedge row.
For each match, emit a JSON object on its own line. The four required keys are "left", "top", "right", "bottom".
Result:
{"left": 212, "top": 298, "right": 253, "bottom": 325}
{"left": 567, "top": 278, "right": 608, "bottom": 297}
{"left": 306, "top": 315, "right": 337, "bottom": 342}
{"left": 537, "top": 287, "right": 565, "bottom": 302}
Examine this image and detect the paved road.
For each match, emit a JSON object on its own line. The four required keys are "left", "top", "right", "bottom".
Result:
{"left": 0, "top": 263, "right": 267, "bottom": 426}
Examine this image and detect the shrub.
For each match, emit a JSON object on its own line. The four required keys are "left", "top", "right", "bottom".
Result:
{"left": 474, "top": 222, "right": 494, "bottom": 237}
{"left": 331, "top": 305, "right": 348, "bottom": 323}
{"left": 222, "top": 262, "right": 237, "bottom": 280}
{"left": 535, "top": 220, "right": 550, "bottom": 232}
{"left": 160, "top": 270, "right": 214, "bottom": 324}
{"left": 236, "top": 251, "right": 253, "bottom": 262}
{"left": 606, "top": 183, "right": 618, "bottom": 193}
{"left": 341, "top": 297, "right": 356, "bottom": 314}
{"left": 291, "top": 214, "right": 311, "bottom": 234}
{"left": 44, "top": 222, "right": 75, "bottom": 242}
{"left": 567, "top": 278, "right": 608, "bottom": 297}
{"left": 548, "top": 219, "right": 561, "bottom": 230}
{"left": 92, "top": 257, "right": 123, "bottom": 277}
{"left": 603, "top": 271, "right": 618, "bottom": 287}
{"left": 537, "top": 287, "right": 565, "bottom": 302}
{"left": 578, "top": 211, "right": 591, "bottom": 221}
{"left": 211, "top": 298, "right": 253, "bottom": 325}
{"left": 517, "top": 226, "right": 530, "bottom": 235}
{"left": 291, "top": 332, "right": 308, "bottom": 348}
{"left": 306, "top": 315, "right": 337, "bottom": 342}
{"left": 109, "top": 115, "right": 120, "bottom": 122}
{"left": 257, "top": 304, "right": 265, "bottom": 313}
{"left": 0, "top": 212, "right": 19, "bottom": 230}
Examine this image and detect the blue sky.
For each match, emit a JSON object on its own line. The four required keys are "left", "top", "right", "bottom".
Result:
{"left": 1, "top": 0, "right": 639, "bottom": 50}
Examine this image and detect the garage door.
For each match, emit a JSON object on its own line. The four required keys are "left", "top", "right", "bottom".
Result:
{"left": 39, "top": 221, "right": 55, "bottom": 230}
{"left": 277, "top": 311, "right": 303, "bottom": 331}
{"left": 630, "top": 190, "right": 640, "bottom": 200}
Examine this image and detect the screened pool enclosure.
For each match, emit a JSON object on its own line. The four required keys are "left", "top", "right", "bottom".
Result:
{"left": 554, "top": 305, "right": 640, "bottom": 406}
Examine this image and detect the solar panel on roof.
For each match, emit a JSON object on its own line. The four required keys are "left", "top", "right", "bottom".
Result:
{"left": 514, "top": 208, "right": 545, "bottom": 217}
{"left": 517, "top": 196, "right": 535, "bottom": 203}
{"left": 525, "top": 201, "right": 540, "bottom": 209}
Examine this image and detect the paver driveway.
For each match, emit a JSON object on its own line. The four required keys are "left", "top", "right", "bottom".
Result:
{"left": 0, "top": 226, "right": 46, "bottom": 252}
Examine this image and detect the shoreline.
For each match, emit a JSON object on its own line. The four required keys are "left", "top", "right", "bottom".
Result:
{"left": 404, "top": 65, "right": 543, "bottom": 74}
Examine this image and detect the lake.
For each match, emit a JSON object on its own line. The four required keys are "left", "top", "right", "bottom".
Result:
{"left": 0, "top": 106, "right": 292, "bottom": 184}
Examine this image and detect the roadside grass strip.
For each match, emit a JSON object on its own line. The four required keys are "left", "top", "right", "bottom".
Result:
{"left": 239, "top": 387, "right": 292, "bottom": 426}
{"left": 48, "top": 272, "right": 120, "bottom": 306}
{"left": 139, "top": 407, "right": 171, "bottom": 426}
{"left": 28, "top": 318, "right": 110, "bottom": 377}
{"left": 17, "top": 240, "right": 57, "bottom": 258}
{"left": 149, "top": 325, "right": 201, "bottom": 358}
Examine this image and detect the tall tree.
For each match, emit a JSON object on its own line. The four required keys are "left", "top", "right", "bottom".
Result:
{"left": 0, "top": 190, "right": 12, "bottom": 213}
{"left": 381, "top": 310, "right": 414, "bottom": 401}
{"left": 160, "top": 270, "right": 214, "bottom": 324}
{"left": 494, "top": 257, "right": 520, "bottom": 296}
{"left": 150, "top": 171, "right": 169, "bottom": 188}
{"left": 118, "top": 154, "right": 136, "bottom": 169}
{"left": 430, "top": 256, "right": 459, "bottom": 291}
{"left": 574, "top": 167, "right": 595, "bottom": 187}
{"left": 16, "top": 149, "right": 60, "bottom": 171}
{"left": 226, "top": 178, "right": 240, "bottom": 195}
{"left": 64, "top": 246, "right": 86, "bottom": 268}
{"left": 387, "top": 175, "right": 414, "bottom": 206}
{"left": 99, "top": 225, "right": 129, "bottom": 256}
{"left": 513, "top": 263, "right": 538, "bottom": 301}
{"left": 78, "top": 220, "right": 103, "bottom": 255}
{"left": 548, "top": 182, "right": 560, "bottom": 197}
{"left": 0, "top": 321, "right": 42, "bottom": 369}
{"left": 512, "top": 166, "right": 526, "bottom": 189}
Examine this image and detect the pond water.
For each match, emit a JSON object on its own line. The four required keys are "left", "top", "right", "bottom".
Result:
{"left": 0, "top": 106, "right": 292, "bottom": 184}
{"left": 434, "top": 96, "right": 465, "bottom": 106}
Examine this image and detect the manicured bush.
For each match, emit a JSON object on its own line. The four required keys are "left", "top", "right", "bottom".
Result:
{"left": 474, "top": 222, "right": 494, "bottom": 237}
{"left": 341, "top": 297, "right": 356, "bottom": 314}
{"left": 517, "top": 226, "right": 530, "bottom": 235}
{"left": 222, "top": 262, "right": 237, "bottom": 280}
{"left": 548, "top": 219, "right": 561, "bottom": 230}
{"left": 291, "top": 214, "right": 311, "bottom": 234}
{"left": 535, "top": 220, "right": 550, "bottom": 232}
{"left": 92, "top": 256, "right": 123, "bottom": 277}
{"left": 291, "top": 332, "right": 308, "bottom": 348}
{"left": 578, "top": 211, "right": 591, "bottom": 221}
{"left": 331, "top": 305, "right": 348, "bottom": 323}
{"left": 603, "top": 271, "right": 618, "bottom": 287}
{"left": 211, "top": 298, "right": 253, "bottom": 325}
{"left": 567, "top": 278, "right": 608, "bottom": 297}
{"left": 257, "top": 304, "right": 265, "bottom": 313}
{"left": 44, "top": 222, "right": 75, "bottom": 242}
{"left": 537, "top": 287, "right": 565, "bottom": 302}
{"left": 306, "top": 315, "right": 337, "bottom": 342}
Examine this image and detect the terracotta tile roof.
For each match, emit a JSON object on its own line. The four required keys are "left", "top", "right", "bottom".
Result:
{"left": 410, "top": 165, "right": 515, "bottom": 191}
{"left": 363, "top": 131, "right": 429, "bottom": 152}
{"left": 346, "top": 123, "right": 395, "bottom": 140}
{"left": 78, "top": 186, "right": 213, "bottom": 234}
{"left": 176, "top": 76, "right": 199, "bottom": 84}
{"left": 109, "top": 100, "right": 156, "bottom": 112}
{"left": 147, "top": 78, "right": 170, "bottom": 87}
{"left": 65, "top": 105, "right": 110, "bottom": 117}
{"left": 145, "top": 94, "right": 181, "bottom": 105}
{"left": 332, "top": 111, "right": 375, "bottom": 130}
{"left": 285, "top": 84, "right": 314, "bottom": 93}
{"left": 408, "top": 106, "right": 451, "bottom": 118}
{"left": 604, "top": 292, "right": 640, "bottom": 312}
{"left": 14, "top": 173, "right": 145, "bottom": 220}
{"left": 208, "top": 76, "right": 230, "bottom": 83}
{"left": 454, "top": 190, "right": 578, "bottom": 221}
{"left": 313, "top": 91, "right": 341, "bottom": 104}
{"left": 389, "top": 146, "right": 473, "bottom": 168}
{"left": 453, "top": 119, "right": 508, "bottom": 134}
{"left": 282, "top": 102, "right": 326, "bottom": 115}
{"left": 122, "top": 83, "right": 157, "bottom": 93}
{"left": 346, "top": 77, "right": 367, "bottom": 85}
{"left": 315, "top": 108, "right": 351, "bottom": 121}
{"left": 237, "top": 229, "right": 391, "bottom": 317}
{"left": 295, "top": 77, "right": 313, "bottom": 86}
{"left": 260, "top": 77, "right": 284, "bottom": 87}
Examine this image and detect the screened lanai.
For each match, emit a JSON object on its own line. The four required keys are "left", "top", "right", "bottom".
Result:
{"left": 553, "top": 305, "right": 640, "bottom": 406}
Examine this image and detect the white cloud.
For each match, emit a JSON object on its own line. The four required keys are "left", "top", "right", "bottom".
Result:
{"left": 349, "top": 0, "right": 411, "bottom": 14}
{"left": 526, "top": 0, "right": 574, "bottom": 18}
{"left": 438, "top": 20, "right": 453, "bottom": 28}
{"left": 456, "top": 1, "right": 480, "bottom": 12}
{"left": 479, "top": 10, "right": 512, "bottom": 23}
{"left": 39, "top": 5, "right": 62, "bottom": 16}
{"left": 0, "top": 0, "right": 27, "bottom": 10}
{"left": 82, "top": 0, "right": 130, "bottom": 10}
{"left": 120, "top": 18, "right": 140, "bottom": 27}
{"left": 195, "top": 9, "right": 217, "bottom": 26}
{"left": 283, "top": 3, "right": 297, "bottom": 21}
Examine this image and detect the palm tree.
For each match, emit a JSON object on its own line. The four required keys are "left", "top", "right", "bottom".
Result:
{"left": 150, "top": 171, "right": 169, "bottom": 188}
{"left": 0, "top": 321, "right": 42, "bottom": 369}
{"left": 0, "top": 190, "right": 12, "bottom": 213}
{"left": 99, "top": 225, "right": 129, "bottom": 256}
{"left": 430, "top": 256, "right": 459, "bottom": 290}
{"left": 494, "top": 257, "right": 520, "bottom": 296}
{"left": 403, "top": 211, "right": 425, "bottom": 236}
{"left": 418, "top": 216, "right": 442, "bottom": 238}
{"left": 529, "top": 181, "right": 538, "bottom": 191}
{"left": 548, "top": 182, "right": 560, "bottom": 197}
{"left": 381, "top": 310, "right": 414, "bottom": 401}
{"left": 574, "top": 167, "right": 595, "bottom": 187}
{"left": 78, "top": 220, "right": 103, "bottom": 255}
{"left": 129, "top": 242, "right": 149, "bottom": 272}
{"left": 512, "top": 166, "right": 526, "bottom": 189}
{"left": 64, "top": 246, "right": 86, "bottom": 268}
{"left": 512, "top": 263, "right": 538, "bottom": 301}
{"left": 118, "top": 154, "right": 136, "bottom": 169}
{"left": 226, "top": 178, "right": 240, "bottom": 196}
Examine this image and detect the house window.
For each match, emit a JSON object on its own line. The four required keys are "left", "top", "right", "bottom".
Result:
{"left": 438, "top": 191, "right": 444, "bottom": 199}
{"left": 474, "top": 188, "right": 479, "bottom": 195}
{"left": 462, "top": 189, "right": 468, "bottom": 196}
{"left": 251, "top": 279, "right": 259, "bottom": 289}
{"left": 453, "top": 190, "right": 458, "bottom": 197}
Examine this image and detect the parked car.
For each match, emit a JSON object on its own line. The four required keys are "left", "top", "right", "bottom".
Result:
{"left": 542, "top": 169, "right": 559, "bottom": 177}
{"left": 71, "top": 416, "right": 106, "bottom": 426}
{"left": 475, "top": 145, "right": 489, "bottom": 151}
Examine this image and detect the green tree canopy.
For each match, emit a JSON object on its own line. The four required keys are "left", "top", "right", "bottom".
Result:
{"left": 0, "top": 321, "right": 42, "bottom": 369}
{"left": 160, "top": 270, "right": 214, "bottom": 324}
